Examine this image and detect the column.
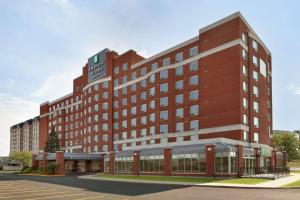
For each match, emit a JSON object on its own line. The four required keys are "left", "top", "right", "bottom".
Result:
{"left": 255, "top": 148, "right": 261, "bottom": 173}
{"left": 133, "top": 151, "right": 140, "bottom": 175}
{"left": 236, "top": 145, "right": 243, "bottom": 177}
{"left": 164, "top": 148, "right": 172, "bottom": 176}
{"left": 42, "top": 152, "right": 48, "bottom": 172}
{"left": 205, "top": 144, "right": 215, "bottom": 177}
{"left": 31, "top": 154, "right": 38, "bottom": 168}
{"left": 109, "top": 151, "right": 115, "bottom": 174}
{"left": 270, "top": 150, "right": 276, "bottom": 170}
{"left": 56, "top": 151, "right": 64, "bottom": 175}
{"left": 283, "top": 151, "right": 288, "bottom": 167}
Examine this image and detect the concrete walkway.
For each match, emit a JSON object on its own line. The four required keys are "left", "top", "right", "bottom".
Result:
{"left": 80, "top": 173, "right": 300, "bottom": 188}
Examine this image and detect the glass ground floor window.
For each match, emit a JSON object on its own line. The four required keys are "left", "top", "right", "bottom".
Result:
{"left": 172, "top": 153, "right": 206, "bottom": 174}
{"left": 139, "top": 155, "right": 164, "bottom": 173}
{"left": 114, "top": 156, "right": 133, "bottom": 173}
{"left": 215, "top": 152, "right": 237, "bottom": 174}
{"left": 243, "top": 157, "right": 256, "bottom": 175}
{"left": 104, "top": 157, "right": 110, "bottom": 172}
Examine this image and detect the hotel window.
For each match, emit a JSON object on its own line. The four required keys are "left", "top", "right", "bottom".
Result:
{"left": 150, "top": 113, "right": 155, "bottom": 122}
{"left": 242, "top": 49, "right": 247, "bottom": 60}
{"left": 94, "top": 83, "right": 99, "bottom": 91}
{"left": 113, "top": 101, "right": 118, "bottom": 108}
{"left": 141, "top": 116, "right": 147, "bottom": 125}
{"left": 160, "top": 70, "right": 168, "bottom": 79}
{"left": 113, "top": 111, "right": 118, "bottom": 120}
{"left": 102, "top": 124, "right": 108, "bottom": 131}
{"left": 114, "top": 90, "right": 118, "bottom": 97}
{"left": 141, "top": 104, "right": 147, "bottom": 113}
{"left": 175, "top": 52, "right": 183, "bottom": 63}
{"left": 131, "top": 118, "right": 136, "bottom": 127}
{"left": 189, "top": 46, "right": 198, "bottom": 57}
{"left": 122, "top": 120, "right": 127, "bottom": 128}
{"left": 103, "top": 113, "right": 108, "bottom": 120}
{"left": 215, "top": 152, "right": 237, "bottom": 174}
{"left": 131, "top": 107, "right": 137, "bottom": 115}
{"left": 253, "top": 86, "right": 259, "bottom": 97}
{"left": 141, "top": 128, "right": 147, "bottom": 136}
{"left": 190, "top": 105, "right": 199, "bottom": 116}
{"left": 176, "top": 94, "right": 184, "bottom": 104}
{"left": 254, "top": 132, "right": 259, "bottom": 143}
{"left": 139, "top": 155, "right": 164, "bottom": 173}
{"left": 103, "top": 134, "right": 108, "bottom": 142}
{"left": 141, "top": 91, "right": 147, "bottom": 100}
{"left": 122, "top": 109, "right": 127, "bottom": 117}
{"left": 242, "top": 65, "right": 247, "bottom": 76}
{"left": 189, "top": 61, "right": 198, "bottom": 71}
{"left": 131, "top": 95, "right": 136, "bottom": 103}
{"left": 252, "top": 40, "right": 258, "bottom": 52}
{"left": 172, "top": 153, "right": 206, "bottom": 174}
{"left": 114, "top": 66, "right": 119, "bottom": 74}
{"left": 94, "top": 94, "right": 98, "bottom": 101}
{"left": 260, "top": 59, "right": 267, "bottom": 78}
{"left": 254, "top": 101, "right": 259, "bottom": 113}
{"left": 243, "top": 131, "right": 248, "bottom": 141}
{"left": 160, "top": 97, "right": 168, "bottom": 107}
{"left": 122, "top": 87, "right": 127, "bottom": 95}
{"left": 252, "top": 55, "right": 258, "bottom": 66}
{"left": 160, "top": 124, "right": 168, "bottom": 134}
{"left": 141, "top": 79, "right": 147, "bottom": 88}
{"left": 150, "top": 100, "right": 155, "bottom": 109}
{"left": 103, "top": 102, "right": 108, "bottom": 110}
{"left": 150, "top": 87, "right": 155, "bottom": 96}
{"left": 122, "top": 63, "right": 128, "bottom": 71}
{"left": 243, "top": 114, "right": 248, "bottom": 124}
{"left": 175, "top": 80, "right": 183, "bottom": 90}
{"left": 163, "top": 57, "right": 170, "bottom": 66}
{"left": 94, "top": 105, "right": 98, "bottom": 112}
{"left": 103, "top": 92, "right": 108, "bottom": 99}
{"left": 93, "top": 125, "right": 98, "bottom": 132}
{"left": 241, "top": 33, "right": 247, "bottom": 44}
{"left": 189, "top": 75, "right": 198, "bottom": 86}
{"left": 176, "top": 108, "right": 184, "bottom": 118}
{"left": 151, "top": 62, "right": 158, "bottom": 71}
{"left": 243, "top": 81, "right": 248, "bottom": 92}
{"left": 190, "top": 120, "right": 199, "bottom": 130}
{"left": 254, "top": 117, "right": 259, "bottom": 128}
{"left": 160, "top": 83, "right": 168, "bottom": 93}
{"left": 176, "top": 66, "right": 183, "bottom": 76}
{"left": 176, "top": 122, "right": 184, "bottom": 132}
{"left": 253, "top": 71, "right": 258, "bottom": 82}
{"left": 122, "top": 98, "right": 127, "bottom": 106}
{"left": 243, "top": 97, "right": 248, "bottom": 109}
{"left": 131, "top": 83, "right": 136, "bottom": 91}
{"left": 131, "top": 130, "right": 136, "bottom": 138}
{"left": 131, "top": 71, "right": 136, "bottom": 80}
{"left": 141, "top": 67, "right": 147, "bottom": 76}
{"left": 122, "top": 75, "right": 127, "bottom": 84}
{"left": 103, "top": 81, "right": 108, "bottom": 88}
{"left": 114, "top": 79, "right": 119, "bottom": 87}
{"left": 189, "top": 90, "right": 199, "bottom": 100}
{"left": 160, "top": 111, "right": 168, "bottom": 120}
{"left": 149, "top": 74, "right": 155, "bottom": 83}
{"left": 113, "top": 122, "right": 118, "bottom": 130}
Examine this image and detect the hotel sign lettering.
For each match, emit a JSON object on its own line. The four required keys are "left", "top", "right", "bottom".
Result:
{"left": 88, "top": 49, "right": 108, "bottom": 83}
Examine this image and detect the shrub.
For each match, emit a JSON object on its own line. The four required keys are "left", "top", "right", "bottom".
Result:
{"left": 21, "top": 166, "right": 31, "bottom": 174}
{"left": 45, "top": 162, "right": 58, "bottom": 175}
{"left": 0, "top": 165, "right": 3, "bottom": 171}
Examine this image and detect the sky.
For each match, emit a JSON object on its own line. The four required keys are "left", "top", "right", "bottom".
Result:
{"left": 0, "top": 0, "right": 300, "bottom": 156}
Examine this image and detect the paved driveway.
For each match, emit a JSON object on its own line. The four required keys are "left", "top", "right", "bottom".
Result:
{"left": 0, "top": 172, "right": 300, "bottom": 200}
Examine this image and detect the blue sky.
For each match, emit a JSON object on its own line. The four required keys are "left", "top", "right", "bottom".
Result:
{"left": 0, "top": 0, "right": 299, "bottom": 156}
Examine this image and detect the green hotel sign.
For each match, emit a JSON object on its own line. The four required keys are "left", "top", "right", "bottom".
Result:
{"left": 88, "top": 49, "right": 108, "bottom": 83}
{"left": 93, "top": 54, "right": 99, "bottom": 64}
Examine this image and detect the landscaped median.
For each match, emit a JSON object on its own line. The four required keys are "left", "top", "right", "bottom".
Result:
{"left": 94, "top": 173, "right": 270, "bottom": 185}
{"left": 284, "top": 180, "right": 300, "bottom": 188}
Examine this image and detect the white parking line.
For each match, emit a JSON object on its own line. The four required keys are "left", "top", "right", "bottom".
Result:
{"left": 25, "top": 193, "right": 85, "bottom": 200}
{"left": 0, "top": 191, "right": 69, "bottom": 199}
{"left": 0, "top": 188, "right": 58, "bottom": 195}
{"left": 75, "top": 196, "right": 105, "bottom": 200}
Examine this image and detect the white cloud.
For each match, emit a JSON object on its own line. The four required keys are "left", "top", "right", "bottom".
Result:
{"left": 286, "top": 83, "right": 300, "bottom": 95}
{"left": 0, "top": 93, "right": 39, "bottom": 156}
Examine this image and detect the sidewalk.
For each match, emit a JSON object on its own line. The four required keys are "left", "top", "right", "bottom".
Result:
{"left": 79, "top": 173, "right": 300, "bottom": 188}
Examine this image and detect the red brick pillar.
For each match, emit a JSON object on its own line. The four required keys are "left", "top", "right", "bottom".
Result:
{"left": 236, "top": 145, "right": 243, "bottom": 177}
{"left": 206, "top": 145, "right": 215, "bottom": 177}
{"left": 133, "top": 151, "right": 140, "bottom": 175}
{"left": 270, "top": 150, "right": 276, "bottom": 170}
{"left": 255, "top": 148, "right": 261, "bottom": 173}
{"left": 31, "top": 154, "right": 38, "bottom": 168}
{"left": 85, "top": 160, "right": 92, "bottom": 173}
{"left": 99, "top": 158, "right": 104, "bottom": 172}
{"left": 42, "top": 152, "right": 48, "bottom": 172}
{"left": 109, "top": 152, "right": 115, "bottom": 174}
{"left": 164, "top": 148, "right": 172, "bottom": 176}
{"left": 56, "top": 151, "right": 64, "bottom": 175}
{"left": 283, "top": 151, "right": 288, "bottom": 167}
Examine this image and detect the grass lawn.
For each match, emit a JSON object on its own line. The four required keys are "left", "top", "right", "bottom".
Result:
{"left": 291, "top": 170, "right": 300, "bottom": 174}
{"left": 284, "top": 180, "right": 300, "bottom": 188}
{"left": 95, "top": 174, "right": 270, "bottom": 185}
{"left": 215, "top": 178, "right": 270, "bottom": 185}
{"left": 288, "top": 160, "right": 300, "bottom": 168}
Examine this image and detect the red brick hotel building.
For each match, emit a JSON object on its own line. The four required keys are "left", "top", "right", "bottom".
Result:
{"left": 34, "top": 12, "right": 285, "bottom": 176}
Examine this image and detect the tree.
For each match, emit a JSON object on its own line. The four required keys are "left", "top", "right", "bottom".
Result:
{"left": 273, "top": 132, "right": 300, "bottom": 161}
{"left": 44, "top": 126, "right": 61, "bottom": 153}
{"left": 10, "top": 152, "right": 32, "bottom": 167}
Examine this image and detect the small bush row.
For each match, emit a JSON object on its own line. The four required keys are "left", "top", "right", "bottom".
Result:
{"left": 20, "top": 162, "right": 58, "bottom": 175}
